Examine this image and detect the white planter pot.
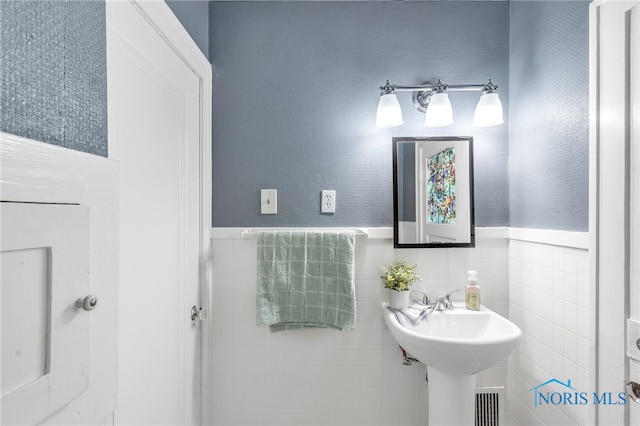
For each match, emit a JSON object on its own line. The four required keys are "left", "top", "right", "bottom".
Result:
{"left": 387, "top": 289, "right": 410, "bottom": 309}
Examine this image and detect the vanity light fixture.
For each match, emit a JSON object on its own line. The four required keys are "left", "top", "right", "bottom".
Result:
{"left": 423, "top": 80, "right": 453, "bottom": 127}
{"left": 375, "top": 81, "right": 403, "bottom": 128}
{"left": 472, "top": 80, "right": 504, "bottom": 127}
{"left": 375, "top": 79, "right": 503, "bottom": 128}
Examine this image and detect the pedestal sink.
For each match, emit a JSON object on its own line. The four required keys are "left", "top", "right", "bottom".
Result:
{"left": 381, "top": 302, "right": 522, "bottom": 425}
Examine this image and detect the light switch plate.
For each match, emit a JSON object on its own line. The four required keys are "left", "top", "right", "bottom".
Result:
{"left": 321, "top": 190, "right": 336, "bottom": 214}
{"left": 261, "top": 189, "right": 277, "bottom": 214}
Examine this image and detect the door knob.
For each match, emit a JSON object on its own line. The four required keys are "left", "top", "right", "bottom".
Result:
{"left": 191, "top": 305, "right": 207, "bottom": 327}
{"left": 75, "top": 295, "right": 98, "bottom": 311}
{"left": 628, "top": 381, "right": 640, "bottom": 404}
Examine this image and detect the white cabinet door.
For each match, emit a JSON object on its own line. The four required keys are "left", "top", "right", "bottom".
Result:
{"left": 0, "top": 134, "right": 119, "bottom": 425}
{"left": 1, "top": 202, "right": 90, "bottom": 424}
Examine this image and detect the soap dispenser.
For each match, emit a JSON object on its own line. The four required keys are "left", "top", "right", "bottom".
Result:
{"left": 466, "top": 270, "right": 481, "bottom": 311}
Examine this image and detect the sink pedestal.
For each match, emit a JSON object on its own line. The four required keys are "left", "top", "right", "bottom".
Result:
{"left": 428, "top": 368, "right": 476, "bottom": 425}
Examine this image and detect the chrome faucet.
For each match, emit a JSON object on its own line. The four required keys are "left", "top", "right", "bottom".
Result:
{"left": 411, "top": 289, "right": 460, "bottom": 311}
{"left": 431, "top": 289, "right": 460, "bottom": 311}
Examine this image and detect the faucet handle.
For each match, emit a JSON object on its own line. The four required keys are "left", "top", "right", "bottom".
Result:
{"left": 443, "top": 289, "right": 461, "bottom": 309}
{"left": 411, "top": 290, "right": 430, "bottom": 305}
{"left": 444, "top": 289, "right": 460, "bottom": 299}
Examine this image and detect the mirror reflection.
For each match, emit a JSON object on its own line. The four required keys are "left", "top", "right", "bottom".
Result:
{"left": 393, "top": 136, "right": 475, "bottom": 248}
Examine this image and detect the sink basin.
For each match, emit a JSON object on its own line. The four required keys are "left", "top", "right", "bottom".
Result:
{"left": 382, "top": 302, "right": 522, "bottom": 375}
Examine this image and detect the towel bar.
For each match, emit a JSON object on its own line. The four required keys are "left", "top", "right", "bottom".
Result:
{"left": 240, "top": 228, "right": 369, "bottom": 240}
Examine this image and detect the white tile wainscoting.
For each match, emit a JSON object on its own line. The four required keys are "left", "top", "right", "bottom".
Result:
{"left": 208, "top": 228, "right": 508, "bottom": 426}
{"left": 207, "top": 227, "right": 590, "bottom": 426}
{"left": 507, "top": 233, "right": 593, "bottom": 426}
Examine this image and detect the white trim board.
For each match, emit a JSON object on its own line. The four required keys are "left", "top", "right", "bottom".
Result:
{"left": 508, "top": 227, "right": 589, "bottom": 250}
{"left": 209, "top": 226, "right": 587, "bottom": 249}
{"left": 1, "top": 131, "right": 88, "bottom": 204}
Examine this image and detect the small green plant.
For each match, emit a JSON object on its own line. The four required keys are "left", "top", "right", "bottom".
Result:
{"left": 381, "top": 260, "right": 421, "bottom": 292}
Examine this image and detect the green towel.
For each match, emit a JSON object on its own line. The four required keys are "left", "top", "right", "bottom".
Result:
{"left": 256, "top": 230, "right": 356, "bottom": 332}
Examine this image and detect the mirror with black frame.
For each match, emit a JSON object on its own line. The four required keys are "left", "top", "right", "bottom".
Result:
{"left": 393, "top": 136, "right": 475, "bottom": 248}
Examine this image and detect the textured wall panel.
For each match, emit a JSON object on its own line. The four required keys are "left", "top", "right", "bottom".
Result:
{"left": 0, "top": 1, "right": 108, "bottom": 157}
{"left": 509, "top": 1, "right": 589, "bottom": 231}
{"left": 210, "top": 1, "right": 509, "bottom": 227}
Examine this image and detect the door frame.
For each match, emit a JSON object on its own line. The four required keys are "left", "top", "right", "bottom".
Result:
{"left": 106, "top": 0, "right": 212, "bottom": 423}
{"left": 631, "top": 8, "right": 640, "bottom": 425}
{"left": 590, "top": 1, "right": 640, "bottom": 424}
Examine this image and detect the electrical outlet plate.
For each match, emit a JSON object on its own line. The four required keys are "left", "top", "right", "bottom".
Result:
{"left": 321, "top": 190, "right": 336, "bottom": 214}
{"left": 261, "top": 189, "right": 277, "bottom": 214}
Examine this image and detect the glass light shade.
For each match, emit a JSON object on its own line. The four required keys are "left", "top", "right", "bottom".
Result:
{"left": 376, "top": 93, "right": 403, "bottom": 128}
{"left": 473, "top": 92, "right": 504, "bottom": 127}
{"left": 424, "top": 92, "right": 453, "bottom": 127}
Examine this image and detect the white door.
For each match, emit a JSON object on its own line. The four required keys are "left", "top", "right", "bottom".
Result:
{"left": 591, "top": 1, "right": 640, "bottom": 424}
{"left": 106, "top": 1, "right": 210, "bottom": 424}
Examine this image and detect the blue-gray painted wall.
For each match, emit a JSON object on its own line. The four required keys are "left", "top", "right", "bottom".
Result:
{"left": 0, "top": 0, "right": 108, "bottom": 157}
{"left": 166, "top": 0, "right": 209, "bottom": 60}
{"left": 509, "top": 1, "right": 590, "bottom": 232}
{"left": 210, "top": 1, "right": 510, "bottom": 227}
{"left": 0, "top": 1, "right": 590, "bottom": 232}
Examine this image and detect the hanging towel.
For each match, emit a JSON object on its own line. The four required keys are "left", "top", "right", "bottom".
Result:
{"left": 256, "top": 230, "right": 356, "bottom": 332}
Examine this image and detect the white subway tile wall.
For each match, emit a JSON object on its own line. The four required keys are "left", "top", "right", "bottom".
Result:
{"left": 208, "top": 235, "right": 509, "bottom": 426}
{"left": 507, "top": 240, "right": 593, "bottom": 426}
